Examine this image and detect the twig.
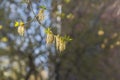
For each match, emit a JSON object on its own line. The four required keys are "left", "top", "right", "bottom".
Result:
{"left": 24, "top": 17, "right": 35, "bottom": 25}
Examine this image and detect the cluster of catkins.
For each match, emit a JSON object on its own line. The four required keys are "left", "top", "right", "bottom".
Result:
{"left": 14, "top": 8, "right": 72, "bottom": 52}
{"left": 45, "top": 28, "right": 72, "bottom": 52}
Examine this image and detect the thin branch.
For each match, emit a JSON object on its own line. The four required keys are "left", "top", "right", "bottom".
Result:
{"left": 24, "top": 17, "right": 35, "bottom": 25}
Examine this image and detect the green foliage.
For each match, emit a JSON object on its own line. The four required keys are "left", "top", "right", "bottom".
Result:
{"left": 63, "top": 35, "right": 72, "bottom": 41}
{"left": 45, "top": 27, "right": 52, "bottom": 34}
{"left": 39, "top": 5, "right": 47, "bottom": 10}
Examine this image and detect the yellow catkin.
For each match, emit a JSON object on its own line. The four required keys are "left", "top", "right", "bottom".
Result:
{"left": 38, "top": 9, "right": 45, "bottom": 21}
{"left": 46, "top": 32, "right": 54, "bottom": 44}
{"left": 59, "top": 38, "right": 66, "bottom": 52}
{"left": 18, "top": 25, "right": 25, "bottom": 36}
{"left": 55, "top": 35, "right": 61, "bottom": 50}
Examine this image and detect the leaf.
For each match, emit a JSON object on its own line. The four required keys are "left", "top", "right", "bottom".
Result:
{"left": 39, "top": 6, "right": 47, "bottom": 10}
{"left": 14, "top": 21, "right": 19, "bottom": 27}
{"left": 20, "top": 21, "right": 24, "bottom": 26}
{"left": 45, "top": 27, "right": 51, "bottom": 34}
{"left": 63, "top": 35, "right": 72, "bottom": 41}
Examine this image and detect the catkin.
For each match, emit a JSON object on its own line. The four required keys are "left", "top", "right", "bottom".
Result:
{"left": 38, "top": 9, "right": 45, "bottom": 21}
{"left": 55, "top": 35, "right": 61, "bottom": 50}
{"left": 59, "top": 39, "right": 66, "bottom": 52}
{"left": 18, "top": 26, "right": 25, "bottom": 36}
{"left": 46, "top": 32, "right": 54, "bottom": 44}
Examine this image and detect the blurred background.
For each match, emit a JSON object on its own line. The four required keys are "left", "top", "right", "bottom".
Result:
{"left": 0, "top": 0, "right": 120, "bottom": 80}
